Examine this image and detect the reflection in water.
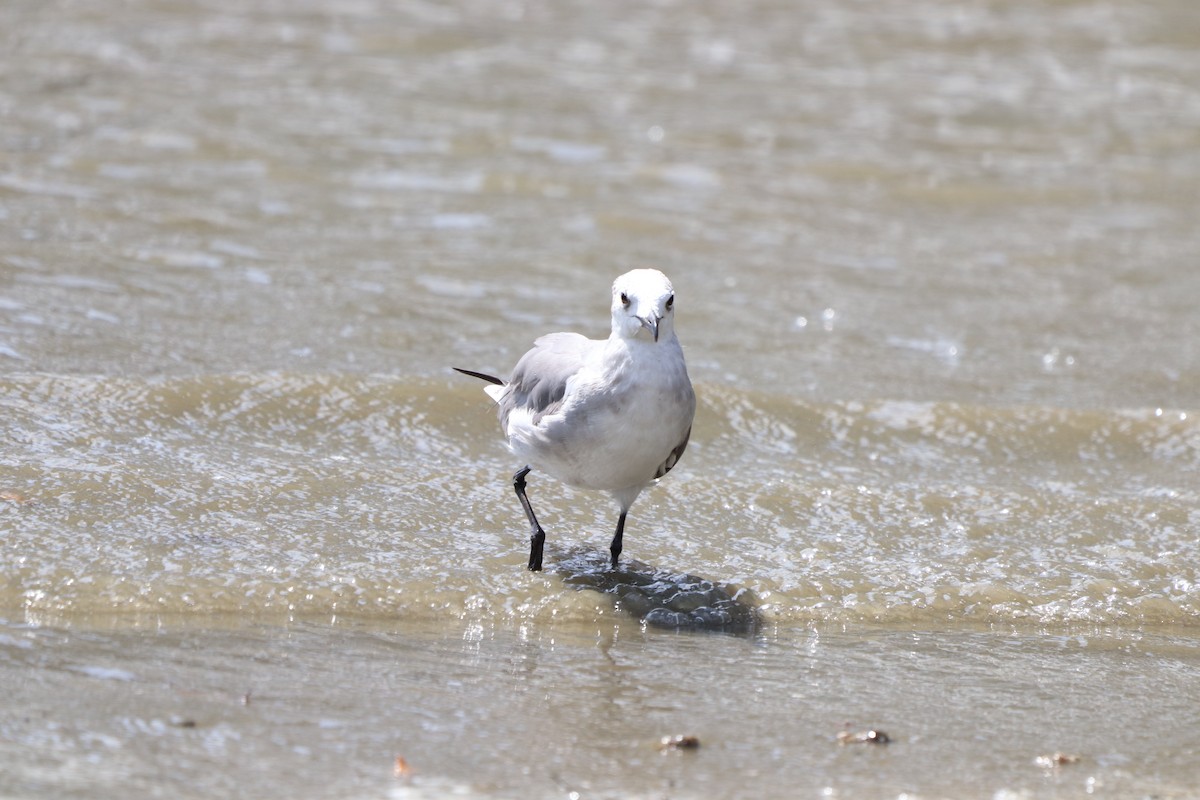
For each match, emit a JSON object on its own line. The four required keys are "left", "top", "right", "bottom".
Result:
{"left": 553, "top": 548, "right": 760, "bottom": 633}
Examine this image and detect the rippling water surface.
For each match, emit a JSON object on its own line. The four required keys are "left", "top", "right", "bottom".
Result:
{"left": 3, "top": 374, "right": 1198, "bottom": 630}
{"left": 3, "top": 0, "right": 1199, "bottom": 797}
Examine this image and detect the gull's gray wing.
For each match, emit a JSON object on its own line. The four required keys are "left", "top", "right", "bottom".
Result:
{"left": 500, "top": 332, "right": 595, "bottom": 428}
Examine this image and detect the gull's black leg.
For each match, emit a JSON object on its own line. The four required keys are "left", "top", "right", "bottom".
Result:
{"left": 608, "top": 510, "right": 627, "bottom": 569}
{"left": 513, "top": 466, "right": 546, "bottom": 571}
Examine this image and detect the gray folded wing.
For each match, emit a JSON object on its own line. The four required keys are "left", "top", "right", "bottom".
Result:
{"left": 496, "top": 332, "right": 596, "bottom": 428}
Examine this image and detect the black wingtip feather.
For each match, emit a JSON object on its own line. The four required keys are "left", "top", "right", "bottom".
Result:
{"left": 453, "top": 367, "right": 505, "bottom": 386}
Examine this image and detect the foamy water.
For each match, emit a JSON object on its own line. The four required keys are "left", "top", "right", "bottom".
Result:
{"left": 3, "top": 374, "right": 1197, "bottom": 628}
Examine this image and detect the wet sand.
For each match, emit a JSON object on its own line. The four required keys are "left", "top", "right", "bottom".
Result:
{"left": 4, "top": 612, "right": 1199, "bottom": 799}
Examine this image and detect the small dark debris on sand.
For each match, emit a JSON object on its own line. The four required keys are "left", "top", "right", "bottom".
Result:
{"left": 837, "top": 729, "right": 890, "bottom": 746}
{"left": 658, "top": 734, "right": 701, "bottom": 751}
{"left": 1035, "top": 752, "right": 1081, "bottom": 768}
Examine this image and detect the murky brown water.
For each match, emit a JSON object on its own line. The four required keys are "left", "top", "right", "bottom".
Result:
{"left": 3, "top": 0, "right": 1199, "bottom": 796}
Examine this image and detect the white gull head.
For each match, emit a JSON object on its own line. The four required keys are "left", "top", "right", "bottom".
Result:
{"left": 610, "top": 268, "right": 677, "bottom": 343}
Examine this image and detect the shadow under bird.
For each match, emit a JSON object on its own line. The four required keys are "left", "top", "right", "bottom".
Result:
{"left": 455, "top": 268, "right": 696, "bottom": 571}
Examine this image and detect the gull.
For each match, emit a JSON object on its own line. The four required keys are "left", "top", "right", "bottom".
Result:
{"left": 455, "top": 268, "right": 696, "bottom": 571}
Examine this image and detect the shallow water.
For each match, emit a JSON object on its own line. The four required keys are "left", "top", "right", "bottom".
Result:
{"left": 3, "top": 0, "right": 1200, "bottom": 796}
{"left": 4, "top": 615, "right": 1200, "bottom": 800}
{"left": 2, "top": 373, "right": 1197, "bottom": 629}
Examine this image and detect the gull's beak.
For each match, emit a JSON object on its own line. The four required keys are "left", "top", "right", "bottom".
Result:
{"left": 639, "top": 315, "right": 660, "bottom": 342}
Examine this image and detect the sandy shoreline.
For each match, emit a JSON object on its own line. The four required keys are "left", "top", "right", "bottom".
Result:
{"left": 3, "top": 612, "right": 1198, "bottom": 799}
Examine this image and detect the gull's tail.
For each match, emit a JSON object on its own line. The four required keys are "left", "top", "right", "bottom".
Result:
{"left": 452, "top": 367, "right": 504, "bottom": 386}
{"left": 453, "top": 367, "right": 508, "bottom": 404}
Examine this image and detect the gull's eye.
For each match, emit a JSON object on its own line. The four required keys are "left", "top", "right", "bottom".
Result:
{"left": 620, "top": 292, "right": 630, "bottom": 308}
{"left": 665, "top": 294, "right": 674, "bottom": 310}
